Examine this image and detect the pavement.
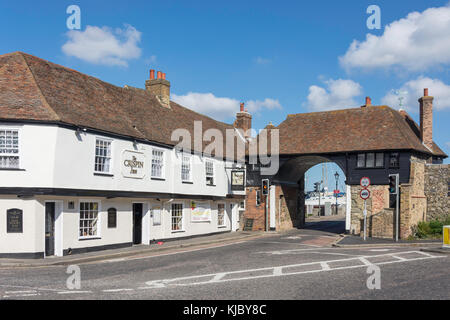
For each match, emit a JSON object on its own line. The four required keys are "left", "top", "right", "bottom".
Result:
{"left": 0, "top": 217, "right": 448, "bottom": 300}
{"left": 0, "top": 230, "right": 271, "bottom": 268}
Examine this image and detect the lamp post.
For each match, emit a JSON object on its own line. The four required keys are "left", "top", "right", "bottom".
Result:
{"left": 334, "top": 172, "right": 339, "bottom": 216}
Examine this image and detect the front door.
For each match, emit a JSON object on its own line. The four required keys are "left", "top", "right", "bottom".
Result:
{"left": 45, "top": 202, "right": 55, "bottom": 256}
{"left": 133, "top": 203, "right": 143, "bottom": 245}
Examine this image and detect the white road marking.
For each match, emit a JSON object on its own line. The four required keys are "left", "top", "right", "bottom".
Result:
{"left": 3, "top": 293, "right": 39, "bottom": 298}
{"left": 102, "top": 288, "right": 134, "bottom": 293}
{"left": 5, "top": 290, "right": 37, "bottom": 294}
{"left": 369, "top": 249, "right": 392, "bottom": 252}
{"left": 57, "top": 291, "right": 92, "bottom": 294}
{"left": 143, "top": 251, "right": 444, "bottom": 289}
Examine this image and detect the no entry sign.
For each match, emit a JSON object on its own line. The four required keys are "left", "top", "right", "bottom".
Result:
{"left": 360, "top": 177, "right": 371, "bottom": 188}
{"left": 360, "top": 189, "right": 371, "bottom": 200}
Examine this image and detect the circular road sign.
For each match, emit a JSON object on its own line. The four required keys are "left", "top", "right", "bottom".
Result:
{"left": 360, "top": 189, "right": 371, "bottom": 200}
{"left": 360, "top": 177, "right": 371, "bottom": 188}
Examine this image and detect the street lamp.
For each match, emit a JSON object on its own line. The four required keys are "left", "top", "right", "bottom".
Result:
{"left": 334, "top": 172, "right": 339, "bottom": 216}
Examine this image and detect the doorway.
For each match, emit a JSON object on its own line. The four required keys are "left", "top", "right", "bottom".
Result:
{"left": 45, "top": 202, "right": 55, "bottom": 256}
{"left": 133, "top": 203, "right": 143, "bottom": 245}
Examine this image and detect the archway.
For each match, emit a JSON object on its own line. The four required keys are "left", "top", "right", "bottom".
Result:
{"left": 273, "top": 155, "right": 349, "bottom": 234}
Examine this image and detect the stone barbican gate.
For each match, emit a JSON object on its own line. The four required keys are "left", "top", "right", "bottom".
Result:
{"left": 241, "top": 92, "right": 448, "bottom": 239}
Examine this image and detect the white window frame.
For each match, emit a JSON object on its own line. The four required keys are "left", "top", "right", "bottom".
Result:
{"left": 205, "top": 159, "right": 215, "bottom": 186}
{"left": 151, "top": 148, "right": 165, "bottom": 179}
{"left": 0, "top": 127, "right": 21, "bottom": 169}
{"left": 181, "top": 153, "right": 193, "bottom": 182}
{"left": 78, "top": 200, "right": 101, "bottom": 239}
{"left": 94, "top": 137, "right": 113, "bottom": 174}
{"left": 171, "top": 202, "right": 184, "bottom": 232}
{"left": 217, "top": 202, "right": 226, "bottom": 227}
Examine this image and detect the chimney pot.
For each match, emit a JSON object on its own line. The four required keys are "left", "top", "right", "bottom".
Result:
{"left": 424, "top": 88, "right": 429, "bottom": 96}
{"left": 157, "top": 71, "right": 162, "bottom": 79}
{"left": 150, "top": 69, "right": 155, "bottom": 80}
{"left": 240, "top": 103, "right": 244, "bottom": 112}
{"left": 162, "top": 73, "right": 166, "bottom": 80}
{"left": 365, "top": 96, "right": 372, "bottom": 106}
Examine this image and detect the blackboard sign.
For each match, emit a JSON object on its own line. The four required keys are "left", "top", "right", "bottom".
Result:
{"left": 7, "top": 209, "right": 23, "bottom": 233}
{"left": 243, "top": 218, "right": 254, "bottom": 231}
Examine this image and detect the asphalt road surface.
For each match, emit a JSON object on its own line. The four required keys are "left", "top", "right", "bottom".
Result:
{"left": 0, "top": 221, "right": 448, "bottom": 300}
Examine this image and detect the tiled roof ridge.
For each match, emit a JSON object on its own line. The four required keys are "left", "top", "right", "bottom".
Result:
{"left": 286, "top": 105, "right": 390, "bottom": 119}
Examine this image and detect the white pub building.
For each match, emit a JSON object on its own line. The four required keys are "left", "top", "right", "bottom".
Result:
{"left": 0, "top": 52, "right": 247, "bottom": 258}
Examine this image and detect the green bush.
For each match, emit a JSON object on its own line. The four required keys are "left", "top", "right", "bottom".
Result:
{"left": 413, "top": 218, "right": 448, "bottom": 239}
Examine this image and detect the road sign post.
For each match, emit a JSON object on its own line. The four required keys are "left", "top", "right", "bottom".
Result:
{"left": 389, "top": 174, "right": 400, "bottom": 241}
{"left": 360, "top": 188, "right": 370, "bottom": 241}
{"left": 360, "top": 177, "right": 371, "bottom": 241}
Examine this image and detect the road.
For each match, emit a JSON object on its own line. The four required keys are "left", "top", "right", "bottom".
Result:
{"left": 0, "top": 220, "right": 448, "bottom": 300}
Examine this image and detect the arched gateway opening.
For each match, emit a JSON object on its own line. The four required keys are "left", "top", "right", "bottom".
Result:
{"left": 274, "top": 155, "right": 348, "bottom": 234}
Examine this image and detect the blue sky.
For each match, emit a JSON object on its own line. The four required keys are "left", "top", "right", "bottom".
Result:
{"left": 1, "top": 0, "right": 449, "bottom": 191}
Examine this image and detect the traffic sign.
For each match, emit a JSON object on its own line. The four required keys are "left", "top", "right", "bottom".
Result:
{"left": 360, "top": 177, "right": 371, "bottom": 188}
{"left": 360, "top": 189, "right": 370, "bottom": 200}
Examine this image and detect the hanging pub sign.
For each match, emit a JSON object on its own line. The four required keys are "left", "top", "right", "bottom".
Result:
{"left": 122, "top": 150, "right": 146, "bottom": 179}
{"left": 231, "top": 170, "right": 245, "bottom": 191}
{"left": 7, "top": 208, "right": 23, "bottom": 233}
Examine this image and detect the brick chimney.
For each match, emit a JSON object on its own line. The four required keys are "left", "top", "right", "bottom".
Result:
{"left": 145, "top": 69, "right": 171, "bottom": 108}
{"left": 362, "top": 96, "right": 371, "bottom": 108}
{"left": 419, "top": 88, "right": 433, "bottom": 150}
{"left": 234, "top": 102, "right": 252, "bottom": 138}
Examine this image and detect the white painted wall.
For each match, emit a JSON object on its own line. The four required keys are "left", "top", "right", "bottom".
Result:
{"left": 0, "top": 124, "right": 245, "bottom": 198}
{"left": 0, "top": 197, "right": 44, "bottom": 254}
{"left": 0, "top": 123, "right": 245, "bottom": 255}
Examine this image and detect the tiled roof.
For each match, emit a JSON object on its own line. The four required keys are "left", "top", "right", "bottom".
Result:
{"left": 0, "top": 52, "right": 446, "bottom": 159}
{"left": 0, "top": 52, "right": 235, "bottom": 156}
{"left": 275, "top": 106, "right": 447, "bottom": 157}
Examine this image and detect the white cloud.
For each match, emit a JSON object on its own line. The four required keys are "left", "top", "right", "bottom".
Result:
{"left": 340, "top": 5, "right": 450, "bottom": 72}
{"left": 254, "top": 57, "right": 271, "bottom": 65}
{"left": 382, "top": 77, "right": 450, "bottom": 112}
{"left": 246, "top": 98, "right": 282, "bottom": 113}
{"left": 62, "top": 24, "right": 142, "bottom": 67}
{"left": 171, "top": 93, "right": 282, "bottom": 120}
{"left": 305, "top": 79, "right": 363, "bottom": 111}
